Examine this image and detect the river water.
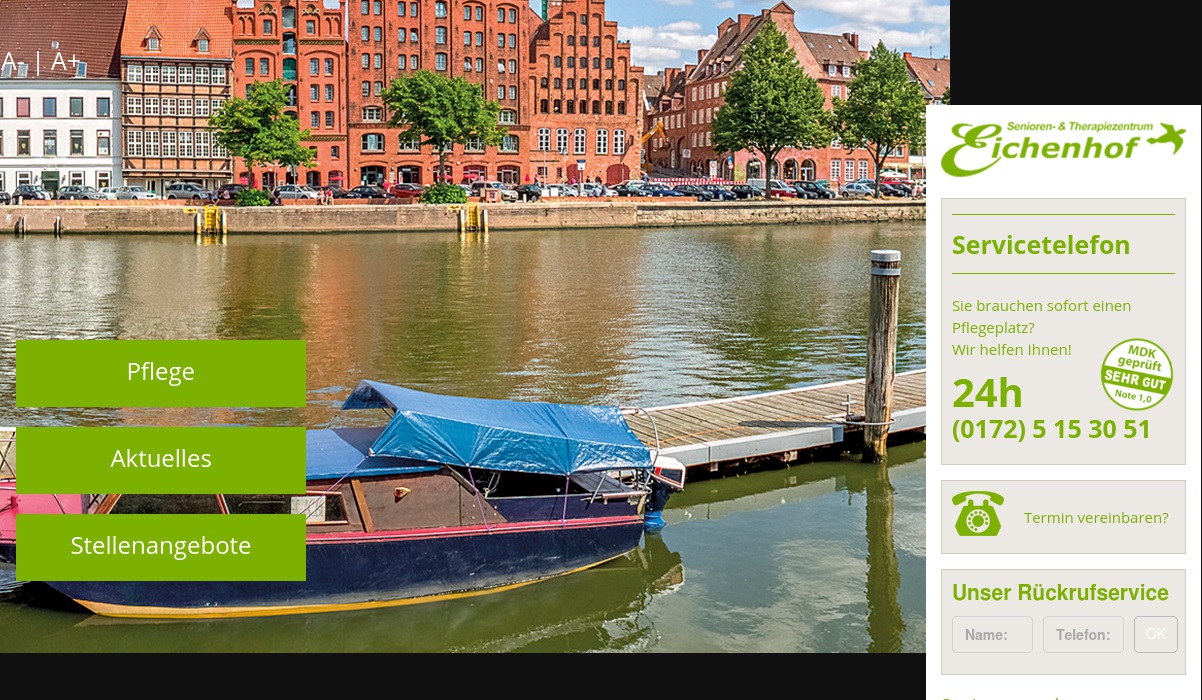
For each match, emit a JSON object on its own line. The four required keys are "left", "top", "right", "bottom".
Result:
{"left": 0, "top": 222, "right": 925, "bottom": 652}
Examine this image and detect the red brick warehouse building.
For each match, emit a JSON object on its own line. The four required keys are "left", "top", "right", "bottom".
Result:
{"left": 528, "top": 0, "right": 643, "bottom": 185}
{"left": 346, "top": 0, "right": 536, "bottom": 187}
{"left": 230, "top": 0, "right": 349, "bottom": 189}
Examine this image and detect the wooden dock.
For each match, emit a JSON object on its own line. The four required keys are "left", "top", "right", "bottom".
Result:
{"left": 625, "top": 369, "right": 925, "bottom": 469}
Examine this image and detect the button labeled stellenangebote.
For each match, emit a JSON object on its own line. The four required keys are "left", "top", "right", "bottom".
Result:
{"left": 16, "top": 427, "right": 306, "bottom": 495}
{"left": 16, "top": 340, "right": 306, "bottom": 407}
{"left": 16, "top": 514, "right": 306, "bottom": 581}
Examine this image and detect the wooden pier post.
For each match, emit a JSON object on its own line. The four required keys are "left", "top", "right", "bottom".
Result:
{"left": 863, "top": 250, "right": 900, "bottom": 462}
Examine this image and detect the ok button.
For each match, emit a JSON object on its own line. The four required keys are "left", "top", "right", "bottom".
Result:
{"left": 1134, "top": 617, "right": 1178, "bottom": 653}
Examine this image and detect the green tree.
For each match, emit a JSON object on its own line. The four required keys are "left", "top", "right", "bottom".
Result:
{"left": 712, "top": 20, "right": 830, "bottom": 198}
{"left": 209, "top": 80, "right": 314, "bottom": 187}
{"left": 829, "top": 42, "right": 927, "bottom": 197}
{"left": 381, "top": 70, "right": 505, "bottom": 183}
{"left": 942, "top": 86, "right": 951, "bottom": 104}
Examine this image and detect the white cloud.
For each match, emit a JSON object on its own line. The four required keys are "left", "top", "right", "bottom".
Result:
{"left": 620, "top": 22, "right": 717, "bottom": 71}
{"left": 814, "top": 22, "right": 949, "bottom": 57}
{"left": 715, "top": 0, "right": 735, "bottom": 8}
{"left": 790, "top": 0, "right": 948, "bottom": 26}
{"left": 659, "top": 0, "right": 695, "bottom": 6}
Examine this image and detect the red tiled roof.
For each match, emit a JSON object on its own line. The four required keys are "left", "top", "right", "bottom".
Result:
{"left": 797, "top": 32, "right": 860, "bottom": 69}
{"left": 122, "top": 0, "right": 232, "bottom": 58}
{"left": 905, "top": 54, "right": 951, "bottom": 100}
{"left": 0, "top": 0, "right": 127, "bottom": 79}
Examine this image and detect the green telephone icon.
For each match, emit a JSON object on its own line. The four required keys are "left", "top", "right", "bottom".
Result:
{"left": 952, "top": 491, "right": 1004, "bottom": 537}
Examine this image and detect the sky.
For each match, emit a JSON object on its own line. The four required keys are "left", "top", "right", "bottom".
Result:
{"left": 530, "top": 0, "right": 951, "bottom": 75}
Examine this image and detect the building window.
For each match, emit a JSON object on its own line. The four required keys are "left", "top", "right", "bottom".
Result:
{"left": 497, "top": 86, "right": 504, "bottom": 100}
{"left": 196, "top": 131, "right": 209, "bottom": 157}
{"left": 475, "top": 58, "right": 483, "bottom": 72}
{"left": 596, "top": 129, "right": 608, "bottom": 154}
{"left": 614, "top": 129, "right": 626, "bottom": 155}
{"left": 43, "top": 130, "right": 57, "bottom": 156}
{"left": 553, "top": 99, "right": 561, "bottom": 113}
{"left": 508, "top": 34, "right": 516, "bottom": 48}
{"left": 399, "top": 135, "right": 420, "bottom": 151}
{"left": 618, "top": 79, "right": 626, "bottom": 91}
{"left": 475, "top": 6, "right": 482, "bottom": 20}
{"left": 260, "top": 58, "right": 270, "bottom": 75}
{"left": 573, "top": 128, "right": 586, "bottom": 154}
{"left": 147, "top": 37, "right": 160, "bottom": 51}
{"left": 842, "top": 65, "right": 850, "bottom": 77}
{"left": 831, "top": 85, "right": 841, "bottom": 98}
{"left": 179, "top": 131, "right": 193, "bottom": 157}
{"left": 410, "top": 2, "right": 417, "bottom": 15}
{"left": 604, "top": 100, "right": 612, "bottom": 115}
{"left": 43, "top": 97, "right": 57, "bottom": 118}
{"left": 508, "top": 86, "right": 516, "bottom": 100}
{"left": 326, "top": 84, "right": 334, "bottom": 101}
{"left": 374, "top": 81, "right": 383, "bottom": 95}
{"left": 362, "top": 133, "right": 385, "bottom": 151}
{"left": 311, "top": 112, "right": 320, "bottom": 127}
{"left": 537, "top": 127, "right": 550, "bottom": 151}
{"left": 435, "top": 27, "right": 446, "bottom": 44}
{"left": 70, "top": 130, "right": 84, "bottom": 155}
{"left": 331, "top": 145, "right": 340, "bottom": 159}
{"left": 592, "top": 57, "right": 600, "bottom": 68}
{"left": 361, "top": 26, "right": 369, "bottom": 41}
{"left": 475, "top": 32, "right": 483, "bottom": 46}
{"left": 69, "top": 97, "right": 84, "bottom": 118}
{"left": 325, "top": 58, "right": 334, "bottom": 75}
{"left": 127, "top": 64, "right": 142, "bottom": 82}
{"left": 464, "top": 137, "right": 482, "bottom": 151}
{"left": 580, "top": 14, "right": 587, "bottom": 25}
{"left": 145, "top": 65, "right": 159, "bottom": 82}
{"left": 245, "top": 58, "right": 255, "bottom": 75}
{"left": 263, "top": 19, "right": 273, "bottom": 34}
{"left": 362, "top": 1, "right": 369, "bottom": 14}
{"left": 198, "top": 38, "right": 210, "bottom": 53}
{"left": 497, "top": 33, "right": 505, "bottom": 48}
{"left": 362, "top": 53, "right": 370, "bottom": 68}
{"left": 374, "top": 26, "right": 382, "bottom": 41}
{"left": 509, "top": 8, "right": 516, "bottom": 22}
{"left": 556, "top": 128, "right": 568, "bottom": 154}
{"left": 499, "top": 109, "right": 516, "bottom": 124}
{"left": 858, "top": 160, "right": 869, "bottom": 179}
{"left": 310, "top": 58, "right": 320, "bottom": 75}
{"left": 162, "top": 65, "right": 177, "bottom": 84}
{"left": 310, "top": 85, "right": 320, "bottom": 101}
{"left": 567, "top": 35, "right": 575, "bottom": 46}
{"left": 362, "top": 81, "right": 370, "bottom": 96}
{"left": 464, "top": 5, "right": 470, "bottom": 20}
{"left": 306, "top": 19, "right": 316, "bottom": 34}
{"left": 373, "top": 0, "right": 382, "bottom": 13}
{"left": 410, "top": 28, "right": 418, "bottom": 41}
{"left": 554, "top": 56, "right": 561, "bottom": 67}
{"left": 125, "top": 130, "right": 141, "bottom": 157}
{"left": 410, "top": 55, "right": 419, "bottom": 69}
{"left": 567, "top": 56, "right": 574, "bottom": 68}
{"left": 828, "top": 64, "right": 836, "bottom": 76}
{"left": 435, "top": 1, "right": 446, "bottom": 17}
{"left": 497, "top": 7, "right": 504, "bottom": 21}
{"left": 464, "top": 31, "right": 471, "bottom": 45}
{"left": 374, "top": 53, "right": 383, "bottom": 68}
{"left": 363, "top": 106, "right": 383, "bottom": 121}
{"left": 432, "top": 53, "right": 446, "bottom": 71}
{"left": 283, "top": 58, "right": 297, "bottom": 80}
{"left": 126, "top": 97, "right": 142, "bottom": 115}
{"left": 830, "top": 159, "right": 841, "bottom": 181}
{"left": 567, "top": 101, "right": 575, "bottom": 114}
{"left": 95, "top": 95, "right": 112, "bottom": 117}
{"left": 508, "top": 59, "right": 516, "bottom": 74}
{"left": 326, "top": 111, "right": 334, "bottom": 127}
{"left": 617, "top": 101, "right": 626, "bottom": 115}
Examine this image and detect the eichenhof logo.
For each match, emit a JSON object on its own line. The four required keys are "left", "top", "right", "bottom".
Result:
{"left": 942, "top": 121, "right": 1186, "bottom": 177}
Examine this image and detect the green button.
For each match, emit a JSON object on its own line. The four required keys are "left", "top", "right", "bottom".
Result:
{"left": 17, "top": 514, "right": 306, "bottom": 581}
{"left": 16, "top": 427, "right": 306, "bottom": 495}
{"left": 16, "top": 340, "right": 306, "bottom": 407}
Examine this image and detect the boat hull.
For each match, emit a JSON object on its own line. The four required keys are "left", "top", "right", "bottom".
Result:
{"left": 45, "top": 516, "right": 644, "bottom": 618}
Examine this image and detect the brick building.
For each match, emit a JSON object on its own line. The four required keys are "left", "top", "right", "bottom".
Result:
{"left": 645, "top": 2, "right": 913, "bottom": 185}
{"left": 528, "top": 0, "right": 643, "bottom": 185}
{"left": 120, "top": 0, "right": 234, "bottom": 193}
{"left": 345, "top": 0, "right": 535, "bottom": 187}
{"left": 230, "top": 0, "right": 348, "bottom": 189}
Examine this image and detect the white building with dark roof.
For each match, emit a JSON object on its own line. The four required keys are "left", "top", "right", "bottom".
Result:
{"left": 0, "top": 0, "right": 128, "bottom": 195}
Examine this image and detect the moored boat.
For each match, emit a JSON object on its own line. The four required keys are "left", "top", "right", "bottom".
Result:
{"left": 36, "top": 381, "right": 684, "bottom": 618}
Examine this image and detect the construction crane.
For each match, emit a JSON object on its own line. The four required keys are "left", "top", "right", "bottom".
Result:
{"left": 641, "top": 121, "right": 666, "bottom": 163}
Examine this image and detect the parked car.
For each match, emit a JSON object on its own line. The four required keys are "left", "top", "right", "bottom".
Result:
{"left": 164, "top": 182, "right": 213, "bottom": 200}
{"left": 275, "top": 184, "right": 320, "bottom": 200}
{"left": 814, "top": 179, "right": 832, "bottom": 190}
{"left": 729, "top": 184, "right": 763, "bottom": 199}
{"left": 612, "top": 182, "right": 644, "bottom": 196}
{"left": 766, "top": 179, "right": 798, "bottom": 198}
{"left": 115, "top": 186, "right": 158, "bottom": 200}
{"left": 330, "top": 186, "right": 364, "bottom": 199}
{"left": 216, "top": 183, "right": 247, "bottom": 200}
{"left": 97, "top": 187, "right": 120, "bottom": 200}
{"left": 700, "top": 184, "right": 738, "bottom": 201}
{"left": 637, "top": 183, "right": 686, "bottom": 197}
{"left": 0, "top": 190, "right": 10, "bottom": 205}
{"left": 839, "top": 182, "right": 877, "bottom": 198}
{"left": 542, "top": 183, "right": 581, "bottom": 197}
{"left": 388, "top": 183, "right": 423, "bottom": 198}
{"left": 56, "top": 185, "right": 106, "bottom": 200}
{"left": 584, "top": 182, "right": 618, "bottom": 197}
{"left": 11, "top": 185, "right": 52, "bottom": 202}
{"left": 348, "top": 185, "right": 389, "bottom": 199}
{"left": 470, "top": 180, "right": 519, "bottom": 202}
{"left": 792, "top": 181, "right": 837, "bottom": 199}
{"left": 671, "top": 184, "right": 715, "bottom": 201}
{"left": 514, "top": 184, "right": 542, "bottom": 202}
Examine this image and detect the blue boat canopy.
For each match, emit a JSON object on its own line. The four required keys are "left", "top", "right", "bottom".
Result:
{"left": 341, "top": 380, "right": 653, "bottom": 476}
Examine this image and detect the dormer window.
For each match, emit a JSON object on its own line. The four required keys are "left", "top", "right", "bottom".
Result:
{"left": 827, "top": 64, "right": 836, "bottom": 76}
{"left": 842, "top": 65, "right": 850, "bottom": 77}
{"left": 144, "top": 26, "right": 162, "bottom": 51}
{"left": 194, "top": 28, "right": 212, "bottom": 54}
